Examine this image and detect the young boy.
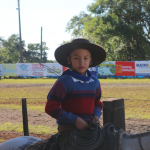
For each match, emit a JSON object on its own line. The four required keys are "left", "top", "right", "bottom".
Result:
{"left": 45, "top": 38, "right": 106, "bottom": 150}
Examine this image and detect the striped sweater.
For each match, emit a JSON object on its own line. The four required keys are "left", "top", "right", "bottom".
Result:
{"left": 45, "top": 73, "right": 103, "bottom": 125}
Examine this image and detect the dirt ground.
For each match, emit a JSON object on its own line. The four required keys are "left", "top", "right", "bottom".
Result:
{"left": 0, "top": 83, "right": 150, "bottom": 143}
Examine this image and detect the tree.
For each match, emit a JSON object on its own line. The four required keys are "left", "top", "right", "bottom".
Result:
{"left": 0, "top": 34, "right": 49, "bottom": 63}
{"left": 25, "top": 42, "right": 49, "bottom": 63}
{"left": 66, "top": 0, "right": 150, "bottom": 61}
{"left": 0, "top": 34, "right": 26, "bottom": 63}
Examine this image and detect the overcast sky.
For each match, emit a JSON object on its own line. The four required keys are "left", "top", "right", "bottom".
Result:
{"left": 0, "top": 0, "right": 94, "bottom": 60}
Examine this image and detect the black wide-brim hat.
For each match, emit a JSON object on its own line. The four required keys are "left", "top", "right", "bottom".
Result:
{"left": 55, "top": 38, "right": 106, "bottom": 67}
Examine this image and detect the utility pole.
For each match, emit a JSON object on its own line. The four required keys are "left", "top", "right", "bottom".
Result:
{"left": 17, "top": 0, "right": 23, "bottom": 63}
{"left": 40, "top": 27, "right": 43, "bottom": 63}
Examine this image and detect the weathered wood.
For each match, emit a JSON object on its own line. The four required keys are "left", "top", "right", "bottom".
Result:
{"left": 102, "top": 98, "right": 125, "bottom": 130}
{"left": 22, "top": 98, "right": 29, "bottom": 136}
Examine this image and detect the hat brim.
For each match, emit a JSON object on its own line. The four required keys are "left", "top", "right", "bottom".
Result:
{"left": 55, "top": 42, "right": 106, "bottom": 67}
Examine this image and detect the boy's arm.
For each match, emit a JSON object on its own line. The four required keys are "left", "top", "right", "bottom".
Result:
{"left": 45, "top": 80, "right": 78, "bottom": 125}
{"left": 93, "top": 82, "right": 103, "bottom": 118}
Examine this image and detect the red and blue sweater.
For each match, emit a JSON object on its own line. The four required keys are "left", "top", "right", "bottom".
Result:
{"left": 45, "top": 70, "right": 103, "bottom": 125}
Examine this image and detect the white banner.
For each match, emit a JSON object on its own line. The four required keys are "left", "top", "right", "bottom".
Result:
{"left": 16, "top": 63, "right": 32, "bottom": 76}
{"left": 98, "top": 61, "right": 115, "bottom": 76}
{"left": 135, "top": 61, "right": 150, "bottom": 76}
{"left": 31, "top": 63, "right": 47, "bottom": 76}
{"left": 45, "top": 63, "right": 62, "bottom": 77}
{"left": 0, "top": 64, "right": 2, "bottom": 76}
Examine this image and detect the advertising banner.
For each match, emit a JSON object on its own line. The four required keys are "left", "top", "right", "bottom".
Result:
{"left": 115, "top": 61, "right": 135, "bottom": 76}
{"left": 98, "top": 61, "right": 115, "bottom": 76}
{"left": 2, "top": 64, "right": 16, "bottom": 76}
{"left": 0, "top": 64, "right": 2, "bottom": 76}
{"left": 88, "top": 66, "right": 98, "bottom": 77}
{"left": 31, "top": 63, "right": 46, "bottom": 76}
{"left": 16, "top": 63, "right": 32, "bottom": 76}
{"left": 135, "top": 61, "right": 150, "bottom": 76}
{"left": 45, "top": 63, "right": 63, "bottom": 77}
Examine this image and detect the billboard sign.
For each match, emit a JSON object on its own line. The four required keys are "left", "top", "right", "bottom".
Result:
{"left": 45, "top": 63, "right": 62, "bottom": 76}
{"left": 16, "top": 63, "right": 32, "bottom": 76}
{"left": 98, "top": 61, "right": 115, "bottom": 76}
{"left": 0, "top": 64, "right": 2, "bottom": 76}
{"left": 135, "top": 61, "right": 150, "bottom": 76}
{"left": 31, "top": 63, "right": 46, "bottom": 76}
{"left": 2, "top": 64, "right": 16, "bottom": 76}
{"left": 115, "top": 61, "right": 135, "bottom": 76}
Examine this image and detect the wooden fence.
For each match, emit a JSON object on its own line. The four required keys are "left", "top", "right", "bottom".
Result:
{"left": 21, "top": 98, "right": 125, "bottom": 135}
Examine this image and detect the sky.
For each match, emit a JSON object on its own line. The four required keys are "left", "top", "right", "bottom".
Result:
{"left": 0, "top": 0, "right": 94, "bottom": 61}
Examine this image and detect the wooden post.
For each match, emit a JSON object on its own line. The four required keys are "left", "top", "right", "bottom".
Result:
{"left": 102, "top": 98, "right": 125, "bottom": 131}
{"left": 22, "top": 98, "right": 29, "bottom": 136}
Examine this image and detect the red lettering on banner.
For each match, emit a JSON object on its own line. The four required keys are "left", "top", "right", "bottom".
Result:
{"left": 32, "top": 64, "right": 44, "bottom": 69}
{"left": 115, "top": 62, "right": 135, "bottom": 76}
{"left": 32, "top": 72, "right": 43, "bottom": 76}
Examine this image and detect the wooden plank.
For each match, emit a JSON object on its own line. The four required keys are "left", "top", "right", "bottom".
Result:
{"left": 102, "top": 98, "right": 125, "bottom": 130}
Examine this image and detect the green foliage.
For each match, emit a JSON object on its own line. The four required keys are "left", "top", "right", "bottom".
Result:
{"left": 66, "top": 0, "right": 150, "bottom": 61}
{"left": 24, "top": 42, "right": 49, "bottom": 63}
{"left": 0, "top": 34, "right": 49, "bottom": 63}
{"left": 0, "top": 34, "right": 26, "bottom": 63}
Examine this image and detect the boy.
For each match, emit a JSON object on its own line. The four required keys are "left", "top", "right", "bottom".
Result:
{"left": 45, "top": 38, "right": 106, "bottom": 150}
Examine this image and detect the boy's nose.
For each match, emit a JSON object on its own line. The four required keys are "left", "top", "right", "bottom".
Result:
{"left": 79, "top": 59, "right": 84, "bottom": 64}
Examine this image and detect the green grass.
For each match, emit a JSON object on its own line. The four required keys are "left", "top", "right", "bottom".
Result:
{"left": 0, "top": 104, "right": 45, "bottom": 112}
{"left": 0, "top": 79, "right": 57, "bottom": 84}
{"left": 99, "top": 78, "right": 150, "bottom": 84}
{"left": 0, "top": 122, "right": 58, "bottom": 134}
{"left": 125, "top": 100, "right": 150, "bottom": 119}
{"left": 0, "top": 86, "right": 51, "bottom": 100}
{"left": 101, "top": 86, "right": 150, "bottom": 100}
{"left": 0, "top": 78, "right": 150, "bottom": 84}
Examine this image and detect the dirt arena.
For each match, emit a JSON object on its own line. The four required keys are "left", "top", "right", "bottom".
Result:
{"left": 0, "top": 83, "right": 150, "bottom": 142}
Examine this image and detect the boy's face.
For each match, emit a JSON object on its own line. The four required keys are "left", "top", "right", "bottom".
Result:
{"left": 67, "top": 49, "right": 92, "bottom": 75}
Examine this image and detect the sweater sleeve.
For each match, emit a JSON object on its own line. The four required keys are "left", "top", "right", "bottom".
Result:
{"left": 93, "top": 82, "right": 103, "bottom": 118}
{"left": 45, "top": 80, "right": 78, "bottom": 125}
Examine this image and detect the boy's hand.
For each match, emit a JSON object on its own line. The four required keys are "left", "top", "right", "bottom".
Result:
{"left": 92, "top": 115, "right": 100, "bottom": 124}
{"left": 75, "top": 117, "right": 89, "bottom": 130}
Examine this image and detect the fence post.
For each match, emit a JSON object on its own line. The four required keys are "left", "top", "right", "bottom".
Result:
{"left": 102, "top": 98, "right": 125, "bottom": 131}
{"left": 22, "top": 98, "right": 29, "bottom": 136}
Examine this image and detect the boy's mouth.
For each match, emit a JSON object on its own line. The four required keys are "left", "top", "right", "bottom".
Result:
{"left": 78, "top": 66, "right": 85, "bottom": 69}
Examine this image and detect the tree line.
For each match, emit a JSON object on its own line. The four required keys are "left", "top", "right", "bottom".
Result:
{"left": 65, "top": 0, "right": 150, "bottom": 61}
{"left": 0, "top": 34, "right": 53, "bottom": 63}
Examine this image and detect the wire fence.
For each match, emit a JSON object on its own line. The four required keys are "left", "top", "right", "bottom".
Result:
{"left": 0, "top": 97, "right": 150, "bottom": 141}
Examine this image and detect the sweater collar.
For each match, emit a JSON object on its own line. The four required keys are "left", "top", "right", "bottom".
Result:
{"left": 61, "top": 69, "right": 92, "bottom": 82}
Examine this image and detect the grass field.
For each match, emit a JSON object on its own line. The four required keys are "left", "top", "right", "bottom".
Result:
{"left": 0, "top": 78, "right": 150, "bottom": 84}
{"left": 0, "top": 78, "right": 150, "bottom": 140}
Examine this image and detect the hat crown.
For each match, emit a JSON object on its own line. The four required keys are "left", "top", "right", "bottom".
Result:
{"left": 71, "top": 38, "right": 90, "bottom": 43}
